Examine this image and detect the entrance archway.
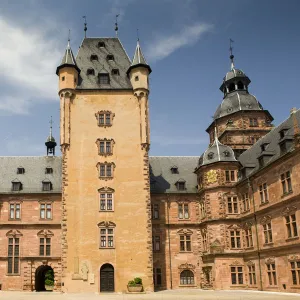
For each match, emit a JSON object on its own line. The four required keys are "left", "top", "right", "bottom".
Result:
{"left": 100, "top": 264, "right": 114, "bottom": 292}
{"left": 35, "top": 265, "right": 54, "bottom": 292}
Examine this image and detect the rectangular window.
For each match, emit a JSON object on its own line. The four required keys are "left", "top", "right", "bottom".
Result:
{"left": 259, "top": 183, "right": 268, "bottom": 204}
{"left": 200, "top": 201, "right": 206, "bottom": 219}
{"left": 202, "top": 231, "right": 208, "bottom": 252}
{"left": 184, "top": 204, "right": 189, "bottom": 219}
{"left": 245, "top": 228, "right": 253, "bottom": 248}
{"left": 267, "top": 263, "right": 277, "bottom": 285}
{"left": 106, "top": 165, "right": 112, "bottom": 177}
{"left": 230, "top": 230, "right": 241, "bottom": 249}
{"left": 42, "top": 182, "right": 52, "bottom": 191}
{"left": 281, "top": 171, "right": 292, "bottom": 194}
{"left": 291, "top": 261, "right": 300, "bottom": 285}
{"left": 248, "top": 265, "right": 256, "bottom": 285}
{"left": 9, "top": 203, "right": 20, "bottom": 220}
{"left": 100, "top": 142, "right": 105, "bottom": 153}
{"left": 153, "top": 268, "right": 162, "bottom": 286}
{"left": 178, "top": 204, "right": 183, "bottom": 219}
{"left": 39, "top": 238, "right": 51, "bottom": 256}
{"left": 231, "top": 266, "right": 243, "bottom": 284}
{"left": 40, "top": 203, "right": 52, "bottom": 219}
{"left": 153, "top": 236, "right": 160, "bottom": 251}
{"left": 12, "top": 182, "right": 22, "bottom": 191}
{"left": 106, "top": 114, "right": 111, "bottom": 125}
{"left": 8, "top": 237, "right": 19, "bottom": 274}
{"left": 286, "top": 214, "right": 298, "bottom": 238}
{"left": 242, "top": 193, "right": 250, "bottom": 212}
{"left": 225, "top": 170, "right": 236, "bottom": 182}
{"left": 100, "top": 193, "right": 113, "bottom": 211}
{"left": 249, "top": 118, "right": 258, "bottom": 127}
{"left": 227, "top": 196, "right": 238, "bottom": 214}
{"left": 45, "top": 167, "right": 53, "bottom": 174}
{"left": 99, "top": 74, "right": 110, "bottom": 84}
{"left": 178, "top": 204, "right": 189, "bottom": 219}
{"left": 99, "top": 114, "right": 104, "bottom": 125}
{"left": 177, "top": 182, "right": 185, "bottom": 190}
{"left": 152, "top": 204, "right": 159, "bottom": 219}
{"left": 180, "top": 235, "right": 191, "bottom": 252}
{"left": 100, "top": 228, "right": 114, "bottom": 248}
{"left": 263, "top": 222, "right": 273, "bottom": 244}
{"left": 99, "top": 164, "right": 113, "bottom": 178}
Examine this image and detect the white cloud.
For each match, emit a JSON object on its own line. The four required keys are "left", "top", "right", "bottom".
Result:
{"left": 0, "top": 16, "right": 64, "bottom": 114}
{"left": 145, "top": 23, "right": 213, "bottom": 62}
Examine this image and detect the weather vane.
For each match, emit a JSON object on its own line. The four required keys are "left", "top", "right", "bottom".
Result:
{"left": 229, "top": 38, "right": 234, "bottom": 57}
{"left": 115, "top": 14, "right": 119, "bottom": 36}
{"left": 83, "top": 16, "right": 87, "bottom": 38}
{"left": 137, "top": 28, "right": 139, "bottom": 41}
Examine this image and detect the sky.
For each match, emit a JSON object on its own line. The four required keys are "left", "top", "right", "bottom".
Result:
{"left": 0, "top": 0, "right": 299, "bottom": 157}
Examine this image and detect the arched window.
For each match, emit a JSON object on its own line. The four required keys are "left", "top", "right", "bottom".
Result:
{"left": 180, "top": 270, "right": 194, "bottom": 285}
{"left": 237, "top": 81, "right": 244, "bottom": 90}
{"left": 228, "top": 83, "right": 235, "bottom": 92}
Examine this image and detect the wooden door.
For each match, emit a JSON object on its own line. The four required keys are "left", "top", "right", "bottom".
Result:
{"left": 100, "top": 264, "right": 114, "bottom": 292}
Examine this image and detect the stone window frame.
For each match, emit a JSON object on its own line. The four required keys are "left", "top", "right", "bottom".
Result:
{"left": 96, "top": 138, "right": 115, "bottom": 157}
{"left": 199, "top": 200, "right": 206, "bottom": 219}
{"left": 17, "top": 167, "right": 25, "bottom": 174}
{"left": 37, "top": 230, "right": 54, "bottom": 257}
{"left": 98, "top": 187, "right": 115, "bottom": 212}
{"left": 152, "top": 234, "right": 161, "bottom": 252}
{"left": 262, "top": 222, "right": 273, "bottom": 245}
{"left": 229, "top": 229, "right": 241, "bottom": 249}
{"left": 225, "top": 170, "right": 236, "bottom": 182}
{"left": 241, "top": 192, "right": 250, "bottom": 213}
{"left": 45, "top": 167, "right": 53, "bottom": 174}
{"left": 244, "top": 227, "right": 253, "bottom": 248}
{"left": 96, "top": 162, "right": 116, "bottom": 180}
{"left": 6, "top": 230, "right": 22, "bottom": 276}
{"left": 179, "top": 269, "right": 195, "bottom": 285}
{"left": 290, "top": 260, "right": 300, "bottom": 286}
{"left": 227, "top": 195, "right": 239, "bottom": 214}
{"left": 95, "top": 110, "right": 115, "bottom": 128}
{"left": 259, "top": 182, "right": 269, "bottom": 205}
{"left": 230, "top": 265, "right": 244, "bottom": 285}
{"left": 281, "top": 170, "right": 293, "bottom": 196}
{"left": 151, "top": 203, "right": 159, "bottom": 220}
{"left": 285, "top": 213, "right": 298, "bottom": 239}
{"left": 178, "top": 202, "right": 190, "bottom": 220}
{"left": 201, "top": 228, "right": 208, "bottom": 253}
{"left": 249, "top": 117, "right": 258, "bottom": 127}
{"left": 98, "top": 221, "right": 116, "bottom": 249}
{"left": 265, "top": 258, "right": 277, "bottom": 286}
{"left": 178, "top": 229, "right": 193, "bottom": 252}
{"left": 247, "top": 261, "right": 257, "bottom": 286}
{"left": 8, "top": 201, "right": 22, "bottom": 220}
{"left": 39, "top": 201, "right": 53, "bottom": 220}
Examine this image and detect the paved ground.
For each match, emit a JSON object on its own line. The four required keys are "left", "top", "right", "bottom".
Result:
{"left": 1, "top": 290, "right": 300, "bottom": 300}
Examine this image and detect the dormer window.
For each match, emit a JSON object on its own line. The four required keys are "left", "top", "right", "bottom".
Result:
{"left": 45, "top": 167, "right": 53, "bottom": 174}
{"left": 112, "top": 69, "right": 120, "bottom": 75}
{"left": 279, "top": 128, "right": 289, "bottom": 139}
{"left": 224, "top": 150, "right": 230, "bottom": 157}
{"left": 260, "top": 143, "right": 269, "bottom": 152}
{"left": 42, "top": 180, "right": 52, "bottom": 191}
{"left": 87, "top": 68, "right": 95, "bottom": 75}
{"left": 98, "top": 41, "right": 105, "bottom": 48}
{"left": 175, "top": 179, "right": 186, "bottom": 191}
{"left": 208, "top": 152, "right": 214, "bottom": 160}
{"left": 98, "top": 74, "right": 110, "bottom": 84}
{"left": 17, "top": 167, "right": 25, "bottom": 174}
{"left": 170, "top": 166, "right": 179, "bottom": 174}
{"left": 107, "top": 54, "right": 114, "bottom": 61}
{"left": 90, "top": 54, "right": 98, "bottom": 61}
{"left": 12, "top": 181, "right": 22, "bottom": 191}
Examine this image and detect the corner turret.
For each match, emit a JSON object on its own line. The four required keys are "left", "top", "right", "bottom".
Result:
{"left": 56, "top": 39, "right": 80, "bottom": 93}
{"left": 127, "top": 40, "right": 151, "bottom": 94}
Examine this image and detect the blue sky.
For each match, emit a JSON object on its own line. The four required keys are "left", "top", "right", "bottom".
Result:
{"left": 0, "top": 0, "right": 299, "bottom": 156}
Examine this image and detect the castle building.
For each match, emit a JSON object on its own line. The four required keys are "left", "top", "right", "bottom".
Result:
{"left": 0, "top": 33, "right": 299, "bottom": 294}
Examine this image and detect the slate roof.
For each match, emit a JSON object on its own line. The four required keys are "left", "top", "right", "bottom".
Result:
{"left": 149, "top": 156, "right": 198, "bottom": 194}
{"left": 75, "top": 38, "right": 133, "bottom": 90}
{"left": 213, "top": 91, "right": 265, "bottom": 120}
{"left": 56, "top": 41, "right": 80, "bottom": 75}
{"left": 201, "top": 136, "right": 237, "bottom": 166}
{"left": 0, "top": 157, "right": 62, "bottom": 194}
{"left": 239, "top": 109, "right": 300, "bottom": 177}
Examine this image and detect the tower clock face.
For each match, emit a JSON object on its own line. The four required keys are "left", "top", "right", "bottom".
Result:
{"left": 206, "top": 170, "right": 218, "bottom": 184}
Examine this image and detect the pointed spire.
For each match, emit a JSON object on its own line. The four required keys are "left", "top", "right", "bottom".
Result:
{"left": 127, "top": 37, "right": 152, "bottom": 75}
{"left": 56, "top": 35, "right": 80, "bottom": 75}
{"left": 115, "top": 14, "right": 119, "bottom": 36}
{"left": 229, "top": 38, "right": 235, "bottom": 70}
{"left": 49, "top": 116, "right": 53, "bottom": 140}
{"left": 45, "top": 116, "right": 57, "bottom": 156}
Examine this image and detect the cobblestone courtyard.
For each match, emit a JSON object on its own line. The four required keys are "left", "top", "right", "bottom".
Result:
{"left": 1, "top": 290, "right": 300, "bottom": 300}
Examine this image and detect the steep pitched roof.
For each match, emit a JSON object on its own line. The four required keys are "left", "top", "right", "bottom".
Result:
{"left": 0, "top": 157, "right": 62, "bottom": 194}
{"left": 149, "top": 156, "right": 198, "bottom": 194}
{"left": 238, "top": 109, "right": 300, "bottom": 177}
{"left": 75, "top": 38, "right": 132, "bottom": 90}
{"left": 56, "top": 41, "right": 80, "bottom": 75}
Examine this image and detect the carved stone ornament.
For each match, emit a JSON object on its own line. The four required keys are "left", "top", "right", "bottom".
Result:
{"left": 265, "top": 257, "right": 275, "bottom": 264}
{"left": 288, "top": 255, "right": 300, "bottom": 261}
{"left": 81, "top": 262, "right": 89, "bottom": 281}
{"left": 37, "top": 229, "right": 54, "bottom": 237}
{"left": 177, "top": 228, "right": 193, "bottom": 235}
{"left": 6, "top": 229, "right": 23, "bottom": 237}
{"left": 178, "top": 263, "right": 196, "bottom": 270}
{"left": 246, "top": 260, "right": 255, "bottom": 266}
{"left": 96, "top": 138, "right": 115, "bottom": 157}
{"left": 259, "top": 215, "right": 272, "bottom": 225}
{"left": 97, "top": 221, "right": 116, "bottom": 228}
{"left": 98, "top": 186, "right": 115, "bottom": 193}
{"left": 281, "top": 206, "right": 297, "bottom": 216}
{"left": 206, "top": 170, "right": 218, "bottom": 184}
{"left": 230, "top": 260, "right": 243, "bottom": 266}
{"left": 95, "top": 110, "right": 115, "bottom": 128}
{"left": 243, "top": 221, "right": 253, "bottom": 229}
{"left": 210, "top": 239, "right": 224, "bottom": 254}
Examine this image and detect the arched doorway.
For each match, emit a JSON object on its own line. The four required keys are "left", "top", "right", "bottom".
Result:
{"left": 100, "top": 264, "right": 114, "bottom": 292}
{"left": 35, "top": 265, "right": 54, "bottom": 292}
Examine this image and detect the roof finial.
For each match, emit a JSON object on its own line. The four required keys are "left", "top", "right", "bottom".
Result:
{"left": 115, "top": 14, "right": 119, "bottom": 36}
{"left": 67, "top": 29, "right": 71, "bottom": 48}
{"left": 137, "top": 28, "right": 140, "bottom": 42}
{"left": 49, "top": 116, "right": 53, "bottom": 139}
{"left": 229, "top": 38, "right": 235, "bottom": 70}
{"left": 83, "top": 16, "right": 87, "bottom": 38}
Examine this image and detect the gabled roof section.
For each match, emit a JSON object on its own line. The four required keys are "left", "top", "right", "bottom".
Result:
{"left": 75, "top": 38, "right": 132, "bottom": 90}
{"left": 127, "top": 40, "right": 152, "bottom": 75}
{"left": 56, "top": 41, "right": 80, "bottom": 75}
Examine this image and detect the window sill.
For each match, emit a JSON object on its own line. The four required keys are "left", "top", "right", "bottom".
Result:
{"left": 241, "top": 210, "right": 250, "bottom": 214}
{"left": 263, "top": 242, "right": 274, "bottom": 247}
{"left": 98, "top": 124, "right": 112, "bottom": 128}
{"left": 39, "top": 218, "right": 53, "bottom": 221}
{"left": 290, "top": 285, "right": 300, "bottom": 289}
{"left": 178, "top": 285, "right": 196, "bottom": 287}
{"left": 281, "top": 191, "right": 293, "bottom": 198}
{"left": 227, "top": 213, "right": 240, "bottom": 216}
{"left": 244, "top": 246, "right": 254, "bottom": 250}
{"left": 6, "top": 273, "right": 20, "bottom": 276}
{"left": 99, "top": 247, "right": 115, "bottom": 249}
{"left": 179, "top": 251, "right": 193, "bottom": 253}
{"left": 99, "top": 177, "right": 114, "bottom": 180}
{"left": 178, "top": 218, "right": 191, "bottom": 221}
{"left": 8, "top": 219, "right": 21, "bottom": 221}
{"left": 259, "top": 201, "right": 269, "bottom": 207}
{"left": 230, "top": 285, "right": 246, "bottom": 287}
{"left": 99, "top": 210, "right": 114, "bottom": 212}
{"left": 286, "top": 236, "right": 299, "bottom": 242}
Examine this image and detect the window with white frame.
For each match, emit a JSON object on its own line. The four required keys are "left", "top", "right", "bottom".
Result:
{"left": 39, "top": 238, "right": 51, "bottom": 256}
{"left": 242, "top": 193, "right": 250, "bottom": 212}
{"left": 230, "top": 230, "right": 241, "bottom": 249}
{"left": 266, "top": 263, "right": 277, "bottom": 285}
{"left": 259, "top": 183, "right": 268, "bottom": 204}
{"left": 285, "top": 214, "right": 298, "bottom": 238}
{"left": 98, "top": 163, "right": 114, "bottom": 178}
{"left": 100, "top": 193, "right": 113, "bottom": 211}
{"left": 231, "top": 266, "right": 243, "bottom": 284}
{"left": 178, "top": 203, "right": 189, "bottom": 219}
{"left": 180, "top": 270, "right": 194, "bottom": 285}
{"left": 180, "top": 235, "right": 191, "bottom": 252}
{"left": 263, "top": 222, "right": 273, "bottom": 244}
{"left": 9, "top": 203, "right": 21, "bottom": 220}
{"left": 245, "top": 228, "right": 253, "bottom": 248}
{"left": 227, "top": 196, "right": 239, "bottom": 214}
{"left": 281, "top": 171, "right": 292, "bottom": 195}
{"left": 100, "top": 228, "right": 114, "bottom": 248}
{"left": 40, "top": 203, "right": 52, "bottom": 219}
